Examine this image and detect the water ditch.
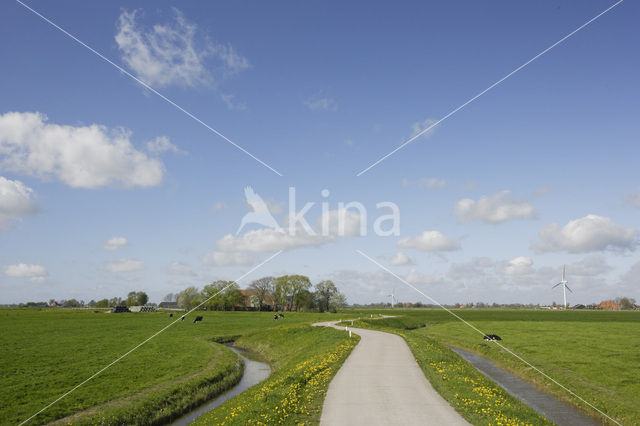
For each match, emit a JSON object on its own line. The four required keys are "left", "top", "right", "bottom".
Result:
{"left": 449, "top": 346, "right": 602, "bottom": 426}
{"left": 171, "top": 345, "right": 271, "bottom": 425}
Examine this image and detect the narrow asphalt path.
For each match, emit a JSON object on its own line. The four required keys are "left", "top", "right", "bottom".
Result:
{"left": 314, "top": 321, "right": 469, "bottom": 425}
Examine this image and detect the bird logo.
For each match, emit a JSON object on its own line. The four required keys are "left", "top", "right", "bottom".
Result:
{"left": 236, "top": 186, "right": 281, "bottom": 235}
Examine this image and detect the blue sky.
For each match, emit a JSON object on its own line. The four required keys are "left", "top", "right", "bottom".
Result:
{"left": 1, "top": 0, "right": 639, "bottom": 305}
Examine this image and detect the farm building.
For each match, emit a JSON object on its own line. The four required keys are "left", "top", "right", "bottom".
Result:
{"left": 240, "top": 290, "right": 275, "bottom": 311}
{"left": 599, "top": 300, "right": 620, "bottom": 310}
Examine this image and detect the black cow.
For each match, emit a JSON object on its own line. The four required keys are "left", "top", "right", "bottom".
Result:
{"left": 273, "top": 314, "right": 279, "bottom": 320}
{"left": 193, "top": 316, "right": 203, "bottom": 323}
{"left": 278, "top": 313, "right": 285, "bottom": 318}
{"left": 169, "top": 313, "right": 173, "bottom": 318}
{"left": 483, "top": 334, "right": 502, "bottom": 341}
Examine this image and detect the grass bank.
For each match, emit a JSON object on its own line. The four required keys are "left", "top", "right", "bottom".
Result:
{"left": 422, "top": 314, "right": 639, "bottom": 424}
{"left": 0, "top": 309, "right": 353, "bottom": 425}
{"left": 194, "top": 324, "right": 358, "bottom": 425}
{"left": 52, "top": 342, "right": 243, "bottom": 425}
{"left": 340, "top": 317, "right": 551, "bottom": 426}
{"left": 344, "top": 309, "right": 639, "bottom": 425}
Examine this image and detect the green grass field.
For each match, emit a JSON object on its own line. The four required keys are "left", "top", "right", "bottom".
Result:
{"left": 195, "top": 324, "right": 358, "bottom": 425}
{"left": 3, "top": 308, "right": 637, "bottom": 425}
{"left": 0, "top": 309, "right": 354, "bottom": 425}
{"left": 350, "top": 309, "right": 640, "bottom": 425}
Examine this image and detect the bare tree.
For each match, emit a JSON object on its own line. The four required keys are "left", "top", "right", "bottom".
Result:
{"left": 177, "top": 286, "right": 200, "bottom": 310}
{"left": 329, "top": 293, "right": 347, "bottom": 312}
{"left": 315, "top": 280, "right": 337, "bottom": 312}
{"left": 249, "top": 276, "right": 275, "bottom": 311}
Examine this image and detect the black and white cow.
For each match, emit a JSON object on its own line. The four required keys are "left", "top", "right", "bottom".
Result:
{"left": 483, "top": 334, "right": 502, "bottom": 341}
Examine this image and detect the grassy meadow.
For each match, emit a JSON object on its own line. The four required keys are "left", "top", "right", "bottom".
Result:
{"left": 0, "top": 309, "right": 355, "bottom": 425}
{"left": 196, "top": 324, "right": 359, "bottom": 425}
{"left": 3, "top": 307, "right": 637, "bottom": 425}
{"left": 348, "top": 309, "right": 640, "bottom": 425}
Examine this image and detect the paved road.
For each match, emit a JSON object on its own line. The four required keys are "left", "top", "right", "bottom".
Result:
{"left": 314, "top": 321, "right": 469, "bottom": 426}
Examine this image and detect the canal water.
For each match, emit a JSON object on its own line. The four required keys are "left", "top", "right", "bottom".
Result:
{"left": 171, "top": 345, "right": 271, "bottom": 425}
{"left": 449, "top": 346, "right": 602, "bottom": 426}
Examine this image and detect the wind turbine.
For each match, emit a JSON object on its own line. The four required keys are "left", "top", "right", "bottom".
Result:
{"left": 387, "top": 288, "right": 396, "bottom": 308}
{"left": 552, "top": 265, "right": 573, "bottom": 309}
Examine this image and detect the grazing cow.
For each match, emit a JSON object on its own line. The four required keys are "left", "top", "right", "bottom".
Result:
{"left": 274, "top": 314, "right": 279, "bottom": 320}
{"left": 279, "top": 313, "right": 284, "bottom": 318}
{"left": 181, "top": 315, "right": 185, "bottom": 321}
{"left": 193, "top": 316, "right": 203, "bottom": 323}
{"left": 169, "top": 313, "right": 173, "bottom": 318}
{"left": 483, "top": 334, "right": 502, "bottom": 341}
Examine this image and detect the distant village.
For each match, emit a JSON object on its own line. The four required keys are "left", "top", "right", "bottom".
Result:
{"left": 6, "top": 296, "right": 637, "bottom": 311}
{"left": 5, "top": 275, "right": 350, "bottom": 313}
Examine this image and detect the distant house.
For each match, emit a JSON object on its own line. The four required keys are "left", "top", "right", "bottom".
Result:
{"left": 240, "top": 290, "right": 275, "bottom": 311}
{"left": 599, "top": 300, "right": 620, "bottom": 310}
{"left": 49, "top": 300, "right": 61, "bottom": 307}
{"left": 572, "top": 304, "right": 586, "bottom": 309}
{"left": 158, "top": 301, "right": 179, "bottom": 308}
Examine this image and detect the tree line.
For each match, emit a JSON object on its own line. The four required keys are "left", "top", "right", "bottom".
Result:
{"left": 167, "top": 275, "right": 347, "bottom": 312}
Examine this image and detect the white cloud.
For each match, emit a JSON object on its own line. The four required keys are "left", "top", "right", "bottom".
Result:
{"left": 221, "top": 93, "right": 247, "bottom": 111}
{"left": 390, "top": 252, "right": 414, "bottom": 266}
{"left": 569, "top": 255, "right": 612, "bottom": 277}
{"left": 455, "top": 190, "right": 536, "bottom": 224}
{"left": 406, "top": 268, "right": 443, "bottom": 285}
{"left": 104, "top": 237, "right": 128, "bottom": 251}
{"left": 168, "top": 261, "right": 196, "bottom": 276}
{"left": 317, "top": 208, "right": 364, "bottom": 238}
{"left": 0, "top": 176, "right": 38, "bottom": 230}
{"left": 0, "top": 112, "right": 164, "bottom": 189}
{"left": 325, "top": 268, "right": 442, "bottom": 304}
{"left": 398, "top": 231, "right": 460, "bottom": 252}
{"left": 618, "top": 260, "right": 640, "bottom": 290}
{"left": 217, "top": 228, "right": 328, "bottom": 253}
{"left": 448, "top": 257, "right": 495, "bottom": 282}
{"left": 115, "top": 9, "right": 249, "bottom": 88}
{"left": 217, "top": 206, "right": 369, "bottom": 254}
{"left": 326, "top": 269, "right": 394, "bottom": 299}
{"left": 202, "top": 251, "right": 258, "bottom": 266}
{"left": 402, "top": 178, "right": 446, "bottom": 189}
{"left": 217, "top": 44, "right": 250, "bottom": 75}
{"left": 304, "top": 97, "right": 337, "bottom": 111}
{"left": 532, "top": 214, "right": 638, "bottom": 253}
{"left": 146, "top": 136, "right": 184, "bottom": 155}
{"left": 4, "top": 263, "right": 47, "bottom": 281}
{"left": 105, "top": 259, "right": 145, "bottom": 273}
{"left": 502, "top": 256, "right": 534, "bottom": 276}
{"left": 410, "top": 118, "right": 438, "bottom": 140}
